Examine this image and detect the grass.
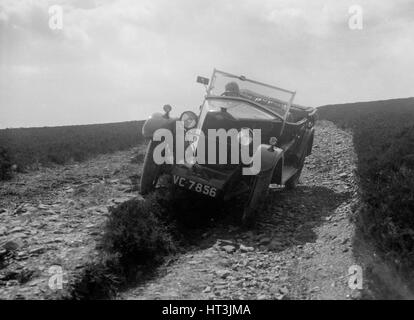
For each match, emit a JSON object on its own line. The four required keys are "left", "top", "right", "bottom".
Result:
{"left": 0, "top": 120, "right": 144, "bottom": 177}
{"left": 67, "top": 192, "right": 178, "bottom": 299}
{"left": 0, "top": 146, "right": 12, "bottom": 180}
{"left": 102, "top": 194, "right": 177, "bottom": 266}
{"left": 318, "top": 97, "right": 414, "bottom": 284}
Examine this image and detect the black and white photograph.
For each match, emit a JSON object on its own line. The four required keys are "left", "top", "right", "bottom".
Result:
{"left": 0, "top": 0, "right": 414, "bottom": 306}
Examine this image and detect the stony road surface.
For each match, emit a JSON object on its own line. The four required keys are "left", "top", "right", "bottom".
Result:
{"left": 1, "top": 121, "right": 402, "bottom": 300}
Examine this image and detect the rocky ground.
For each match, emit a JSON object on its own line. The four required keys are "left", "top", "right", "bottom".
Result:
{"left": 120, "top": 120, "right": 362, "bottom": 300}
{"left": 0, "top": 145, "right": 146, "bottom": 299}
{"left": 1, "top": 120, "right": 405, "bottom": 300}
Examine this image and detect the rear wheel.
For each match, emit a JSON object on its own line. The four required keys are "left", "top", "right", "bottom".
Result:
{"left": 140, "top": 140, "right": 161, "bottom": 195}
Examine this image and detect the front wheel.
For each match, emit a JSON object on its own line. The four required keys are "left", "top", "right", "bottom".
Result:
{"left": 140, "top": 140, "right": 161, "bottom": 195}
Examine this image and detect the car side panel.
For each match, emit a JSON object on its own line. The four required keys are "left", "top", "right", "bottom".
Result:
{"left": 297, "top": 127, "right": 315, "bottom": 158}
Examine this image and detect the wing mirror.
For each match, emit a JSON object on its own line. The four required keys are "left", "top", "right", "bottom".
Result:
{"left": 196, "top": 76, "right": 209, "bottom": 86}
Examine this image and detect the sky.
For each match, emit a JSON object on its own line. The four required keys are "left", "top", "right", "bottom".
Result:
{"left": 0, "top": 0, "right": 413, "bottom": 128}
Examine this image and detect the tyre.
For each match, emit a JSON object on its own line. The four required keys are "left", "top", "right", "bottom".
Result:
{"left": 140, "top": 140, "right": 161, "bottom": 195}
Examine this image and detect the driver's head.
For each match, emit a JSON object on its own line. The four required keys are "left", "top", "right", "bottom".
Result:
{"left": 224, "top": 82, "right": 240, "bottom": 96}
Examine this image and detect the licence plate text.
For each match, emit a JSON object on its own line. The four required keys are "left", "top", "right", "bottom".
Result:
{"left": 173, "top": 175, "right": 217, "bottom": 198}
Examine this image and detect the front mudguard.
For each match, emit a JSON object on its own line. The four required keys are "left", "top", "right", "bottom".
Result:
{"left": 244, "top": 144, "right": 283, "bottom": 177}
{"left": 142, "top": 113, "right": 177, "bottom": 139}
{"left": 242, "top": 145, "right": 283, "bottom": 225}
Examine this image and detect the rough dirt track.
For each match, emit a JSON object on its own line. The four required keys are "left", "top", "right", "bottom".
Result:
{"left": 120, "top": 121, "right": 361, "bottom": 300}
{"left": 0, "top": 146, "right": 146, "bottom": 299}
{"left": 1, "top": 120, "right": 398, "bottom": 300}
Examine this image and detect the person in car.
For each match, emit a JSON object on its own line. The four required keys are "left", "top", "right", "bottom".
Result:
{"left": 222, "top": 82, "right": 240, "bottom": 97}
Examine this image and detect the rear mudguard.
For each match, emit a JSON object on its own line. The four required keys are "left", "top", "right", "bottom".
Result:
{"left": 296, "top": 127, "right": 315, "bottom": 158}
{"left": 305, "top": 127, "right": 315, "bottom": 156}
{"left": 142, "top": 113, "right": 177, "bottom": 139}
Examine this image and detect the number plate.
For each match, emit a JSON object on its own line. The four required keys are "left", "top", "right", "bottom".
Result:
{"left": 173, "top": 175, "right": 217, "bottom": 198}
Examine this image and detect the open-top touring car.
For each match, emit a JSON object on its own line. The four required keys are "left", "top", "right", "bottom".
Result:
{"left": 140, "top": 69, "right": 316, "bottom": 224}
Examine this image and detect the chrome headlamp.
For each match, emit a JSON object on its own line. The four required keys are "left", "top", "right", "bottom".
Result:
{"left": 180, "top": 111, "right": 198, "bottom": 129}
{"left": 238, "top": 128, "right": 253, "bottom": 146}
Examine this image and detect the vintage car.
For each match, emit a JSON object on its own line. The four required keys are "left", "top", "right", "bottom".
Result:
{"left": 140, "top": 69, "right": 316, "bottom": 224}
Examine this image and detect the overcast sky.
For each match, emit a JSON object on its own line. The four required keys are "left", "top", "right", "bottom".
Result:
{"left": 1, "top": 0, "right": 413, "bottom": 128}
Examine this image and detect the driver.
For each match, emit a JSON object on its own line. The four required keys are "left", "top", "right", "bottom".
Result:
{"left": 222, "top": 82, "right": 240, "bottom": 97}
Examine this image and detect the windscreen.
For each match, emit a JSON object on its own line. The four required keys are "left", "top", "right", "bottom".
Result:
{"left": 205, "top": 98, "right": 275, "bottom": 120}
{"left": 207, "top": 70, "right": 295, "bottom": 118}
